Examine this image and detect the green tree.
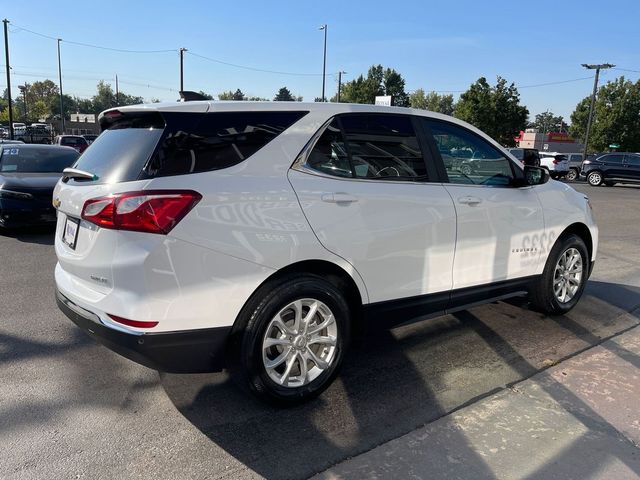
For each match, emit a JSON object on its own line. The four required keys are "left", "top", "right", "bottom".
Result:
{"left": 570, "top": 76, "right": 640, "bottom": 152}
{"left": 218, "top": 89, "right": 247, "bottom": 100}
{"left": 196, "top": 90, "right": 214, "bottom": 100}
{"left": 454, "top": 76, "right": 528, "bottom": 146}
{"left": 409, "top": 89, "right": 455, "bottom": 115}
{"left": 90, "top": 81, "right": 142, "bottom": 114}
{"left": 339, "top": 65, "right": 409, "bottom": 106}
{"left": 530, "top": 110, "right": 565, "bottom": 133}
{"left": 274, "top": 87, "right": 295, "bottom": 101}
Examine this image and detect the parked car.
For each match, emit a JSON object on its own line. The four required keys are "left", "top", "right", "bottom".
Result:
{"left": 0, "top": 144, "right": 79, "bottom": 228}
{"left": 14, "top": 125, "right": 51, "bottom": 144}
{"left": 539, "top": 152, "right": 569, "bottom": 178}
{"left": 564, "top": 153, "right": 585, "bottom": 181}
{"left": 53, "top": 102, "right": 598, "bottom": 405}
{"left": 54, "top": 135, "right": 89, "bottom": 154}
{"left": 580, "top": 152, "right": 640, "bottom": 186}
{"left": 507, "top": 148, "right": 541, "bottom": 167}
{"left": 82, "top": 134, "right": 99, "bottom": 145}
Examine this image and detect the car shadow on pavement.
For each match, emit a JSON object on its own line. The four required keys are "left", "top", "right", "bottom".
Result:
{"left": 161, "top": 280, "right": 640, "bottom": 480}
{"left": 0, "top": 225, "right": 56, "bottom": 245}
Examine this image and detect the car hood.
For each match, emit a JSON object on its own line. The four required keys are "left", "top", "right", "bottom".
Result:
{"left": 0, "top": 172, "right": 63, "bottom": 191}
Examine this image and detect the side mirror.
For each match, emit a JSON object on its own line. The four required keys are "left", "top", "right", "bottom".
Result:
{"left": 523, "top": 165, "right": 549, "bottom": 186}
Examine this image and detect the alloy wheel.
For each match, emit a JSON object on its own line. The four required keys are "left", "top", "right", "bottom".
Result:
{"left": 262, "top": 298, "right": 338, "bottom": 388}
{"left": 553, "top": 248, "right": 583, "bottom": 303}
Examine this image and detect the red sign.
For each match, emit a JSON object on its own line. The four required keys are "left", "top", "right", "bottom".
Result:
{"left": 547, "top": 132, "right": 574, "bottom": 142}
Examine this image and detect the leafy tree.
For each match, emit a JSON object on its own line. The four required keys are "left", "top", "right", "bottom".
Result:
{"left": 90, "top": 81, "right": 142, "bottom": 114}
{"left": 246, "top": 96, "right": 269, "bottom": 101}
{"left": 339, "top": 65, "right": 409, "bottom": 106}
{"left": 570, "top": 76, "right": 640, "bottom": 152}
{"left": 454, "top": 76, "right": 528, "bottom": 146}
{"left": 274, "top": 87, "right": 295, "bottom": 101}
{"left": 409, "top": 89, "right": 455, "bottom": 115}
{"left": 530, "top": 110, "right": 565, "bottom": 133}
{"left": 218, "top": 89, "right": 246, "bottom": 100}
{"left": 195, "top": 90, "right": 214, "bottom": 100}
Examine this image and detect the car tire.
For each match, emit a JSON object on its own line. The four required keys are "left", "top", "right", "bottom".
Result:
{"left": 587, "top": 171, "right": 603, "bottom": 186}
{"left": 566, "top": 168, "right": 579, "bottom": 181}
{"left": 229, "top": 273, "right": 350, "bottom": 406}
{"left": 460, "top": 164, "right": 472, "bottom": 175}
{"left": 530, "top": 234, "right": 589, "bottom": 316}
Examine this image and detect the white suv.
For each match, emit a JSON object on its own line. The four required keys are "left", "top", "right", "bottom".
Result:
{"left": 53, "top": 102, "right": 598, "bottom": 405}
{"left": 539, "top": 151, "right": 570, "bottom": 178}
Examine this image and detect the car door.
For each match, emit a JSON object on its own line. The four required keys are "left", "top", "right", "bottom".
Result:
{"left": 600, "top": 154, "right": 625, "bottom": 178}
{"left": 422, "top": 118, "right": 545, "bottom": 290}
{"left": 288, "top": 113, "right": 456, "bottom": 304}
{"left": 622, "top": 154, "right": 640, "bottom": 180}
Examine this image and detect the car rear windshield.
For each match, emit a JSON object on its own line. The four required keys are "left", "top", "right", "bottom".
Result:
{"left": 0, "top": 146, "right": 79, "bottom": 173}
{"left": 61, "top": 137, "right": 87, "bottom": 145}
{"left": 69, "top": 110, "right": 307, "bottom": 184}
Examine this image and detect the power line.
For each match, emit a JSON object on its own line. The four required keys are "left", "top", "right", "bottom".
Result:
{"left": 613, "top": 67, "right": 640, "bottom": 74}
{"left": 187, "top": 50, "right": 332, "bottom": 77}
{"left": 9, "top": 23, "right": 176, "bottom": 54}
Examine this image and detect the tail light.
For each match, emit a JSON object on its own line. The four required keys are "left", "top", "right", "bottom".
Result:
{"left": 552, "top": 158, "right": 560, "bottom": 164}
{"left": 81, "top": 190, "right": 201, "bottom": 234}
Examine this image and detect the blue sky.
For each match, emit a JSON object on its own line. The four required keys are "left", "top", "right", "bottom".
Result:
{"left": 2, "top": 0, "right": 640, "bottom": 120}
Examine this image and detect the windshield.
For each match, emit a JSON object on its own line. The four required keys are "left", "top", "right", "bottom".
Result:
{"left": 0, "top": 147, "right": 79, "bottom": 173}
{"left": 70, "top": 114, "right": 164, "bottom": 184}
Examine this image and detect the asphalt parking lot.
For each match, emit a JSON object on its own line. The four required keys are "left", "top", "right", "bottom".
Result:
{"left": 1, "top": 182, "right": 639, "bottom": 480}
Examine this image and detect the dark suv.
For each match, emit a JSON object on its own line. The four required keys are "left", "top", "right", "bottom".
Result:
{"left": 581, "top": 152, "right": 640, "bottom": 186}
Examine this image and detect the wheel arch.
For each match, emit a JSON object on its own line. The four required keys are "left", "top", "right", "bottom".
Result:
{"left": 228, "top": 259, "right": 366, "bottom": 347}
{"left": 557, "top": 222, "right": 593, "bottom": 262}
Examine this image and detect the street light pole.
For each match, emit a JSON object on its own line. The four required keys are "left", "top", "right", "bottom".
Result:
{"left": 3, "top": 19, "right": 14, "bottom": 139}
{"left": 57, "top": 38, "right": 65, "bottom": 134}
{"left": 319, "top": 25, "right": 327, "bottom": 102}
{"left": 581, "top": 63, "right": 614, "bottom": 159}
{"left": 179, "top": 48, "right": 187, "bottom": 92}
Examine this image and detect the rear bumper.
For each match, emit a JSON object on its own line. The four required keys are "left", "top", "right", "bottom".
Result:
{"left": 56, "top": 289, "right": 230, "bottom": 373}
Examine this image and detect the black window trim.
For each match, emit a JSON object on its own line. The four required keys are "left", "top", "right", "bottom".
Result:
{"left": 294, "top": 112, "right": 440, "bottom": 184}
{"left": 420, "top": 117, "right": 526, "bottom": 187}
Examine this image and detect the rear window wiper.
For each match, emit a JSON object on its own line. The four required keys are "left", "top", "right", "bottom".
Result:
{"left": 62, "top": 168, "right": 99, "bottom": 181}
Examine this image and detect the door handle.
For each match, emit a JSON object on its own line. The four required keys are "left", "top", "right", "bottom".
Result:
{"left": 458, "top": 196, "right": 482, "bottom": 205}
{"left": 321, "top": 193, "right": 358, "bottom": 204}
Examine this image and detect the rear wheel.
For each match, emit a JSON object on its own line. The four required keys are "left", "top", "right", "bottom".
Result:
{"left": 587, "top": 171, "right": 603, "bottom": 186}
{"left": 566, "top": 168, "right": 579, "bottom": 181}
{"left": 229, "top": 274, "right": 350, "bottom": 406}
{"left": 530, "top": 234, "right": 589, "bottom": 315}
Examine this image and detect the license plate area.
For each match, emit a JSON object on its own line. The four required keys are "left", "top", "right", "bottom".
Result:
{"left": 62, "top": 216, "right": 80, "bottom": 249}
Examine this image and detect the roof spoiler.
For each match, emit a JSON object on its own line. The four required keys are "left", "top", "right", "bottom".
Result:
{"left": 179, "top": 91, "right": 210, "bottom": 102}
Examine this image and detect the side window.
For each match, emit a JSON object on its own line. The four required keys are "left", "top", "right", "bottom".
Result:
{"left": 340, "top": 114, "right": 427, "bottom": 179}
{"left": 424, "top": 119, "right": 514, "bottom": 186}
{"left": 626, "top": 154, "right": 640, "bottom": 165}
{"left": 306, "top": 119, "right": 352, "bottom": 178}
{"left": 305, "top": 114, "right": 428, "bottom": 180}
{"left": 148, "top": 111, "right": 308, "bottom": 177}
{"left": 602, "top": 154, "right": 624, "bottom": 164}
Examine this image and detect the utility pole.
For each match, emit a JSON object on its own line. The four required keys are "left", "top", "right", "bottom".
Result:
{"left": 337, "top": 71, "right": 346, "bottom": 103}
{"left": 581, "top": 63, "right": 614, "bottom": 159}
{"left": 57, "top": 38, "right": 65, "bottom": 134}
{"left": 3, "top": 19, "right": 14, "bottom": 139}
{"left": 319, "top": 25, "right": 327, "bottom": 102}
{"left": 115, "top": 74, "right": 119, "bottom": 106}
{"left": 179, "top": 48, "right": 186, "bottom": 92}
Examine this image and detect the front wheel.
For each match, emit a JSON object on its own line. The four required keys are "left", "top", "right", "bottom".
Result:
{"left": 229, "top": 274, "right": 350, "bottom": 406}
{"left": 530, "top": 234, "right": 589, "bottom": 315}
{"left": 587, "top": 171, "right": 603, "bottom": 186}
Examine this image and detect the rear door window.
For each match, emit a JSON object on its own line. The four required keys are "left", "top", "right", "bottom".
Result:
{"left": 305, "top": 114, "right": 429, "bottom": 180}
{"left": 601, "top": 154, "right": 624, "bottom": 164}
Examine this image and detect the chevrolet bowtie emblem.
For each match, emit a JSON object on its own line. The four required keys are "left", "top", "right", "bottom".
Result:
{"left": 53, "top": 197, "right": 61, "bottom": 208}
